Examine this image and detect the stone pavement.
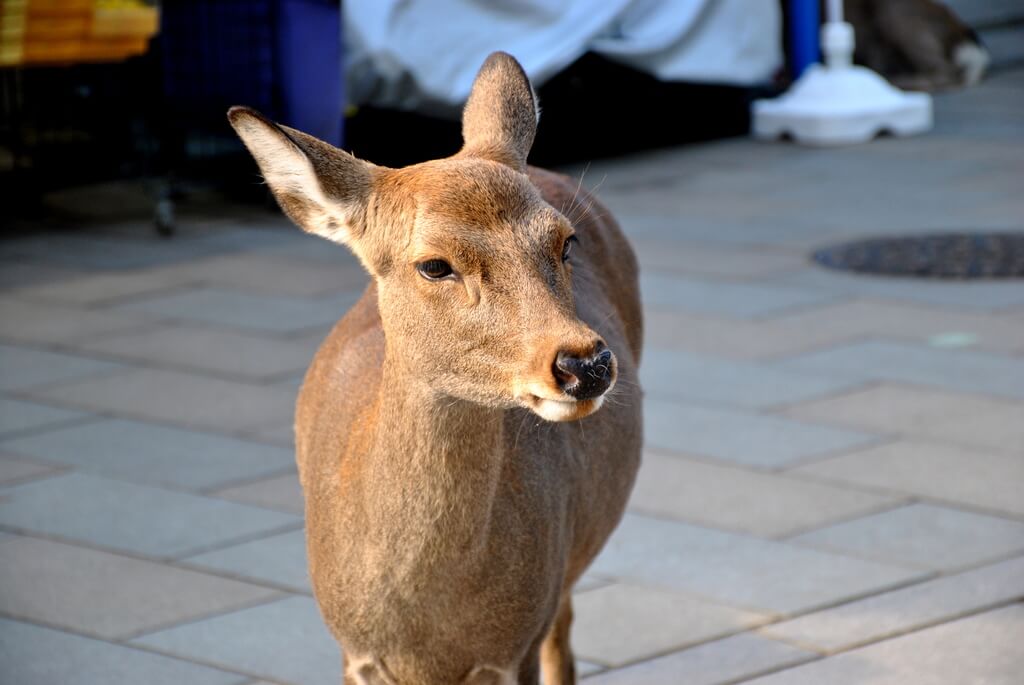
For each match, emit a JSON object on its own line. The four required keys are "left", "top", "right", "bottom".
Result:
{"left": 2, "top": 69, "right": 1023, "bottom": 684}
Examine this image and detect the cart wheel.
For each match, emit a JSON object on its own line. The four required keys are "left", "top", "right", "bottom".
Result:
{"left": 155, "top": 197, "right": 175, "bottom": 237}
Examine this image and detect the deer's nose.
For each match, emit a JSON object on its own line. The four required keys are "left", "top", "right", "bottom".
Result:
{"left": 552, "top": 341, "right": 614, "bottom": 400}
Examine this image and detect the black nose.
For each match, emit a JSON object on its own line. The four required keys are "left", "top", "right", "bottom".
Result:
{"left": 553, "top": 343, "right": 614, "bottom": 400}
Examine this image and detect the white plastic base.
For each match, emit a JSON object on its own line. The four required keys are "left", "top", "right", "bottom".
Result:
{"left": 753, "top": 63, "right": 933, "bottom": 146}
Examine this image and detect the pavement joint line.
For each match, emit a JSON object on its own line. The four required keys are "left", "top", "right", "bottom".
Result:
{"left": 197, "top": 466, "right": 300, "bottom": 499}
{"left": 0, "top": 412, "right": 104, "bottom": 443}
{"left": 115, "top": 592, "right": 292, "bottom": 643}
{"left": 759, "top": 434, "right": 898, "bottom": 474}
{"left": 760, "top": 497, "right": 915, "bottom": 542}
{"left": 0, "top": 610, "right": 258, "bottom": 682}
{"left": 760, "top": 378, "right": 889, "bottom": 416}
{"left": 0, "top": 462, "right": 70, "bottom": 489}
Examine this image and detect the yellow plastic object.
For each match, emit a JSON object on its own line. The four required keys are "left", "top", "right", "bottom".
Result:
{"left": 0, "top": 0, "right": 158, "bottom": 67}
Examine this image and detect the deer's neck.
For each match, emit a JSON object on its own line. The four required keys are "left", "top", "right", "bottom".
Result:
{"left": 359, "top": 353, "right": 506, "bottom": 568}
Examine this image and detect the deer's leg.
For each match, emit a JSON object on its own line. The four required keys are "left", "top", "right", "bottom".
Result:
{"left": 540, "top": 594, "right": 576, "bottom": 685}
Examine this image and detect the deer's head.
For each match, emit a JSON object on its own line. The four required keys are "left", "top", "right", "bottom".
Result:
{"left": 229, "top": 52, "right": 614, "bottom": 422}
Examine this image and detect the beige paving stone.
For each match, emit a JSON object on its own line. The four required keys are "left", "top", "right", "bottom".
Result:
{"left": 630, "top": 452, "right": 903, "bottom": 537}
{"left": 743, "top": 604, "right": 1023, "bottom": 685}
{"left": 71, "top": 324, "right": 322, "bottom": 381}
{"left": 0, "top": 296, "right": 156, "bottom": 346}
{"left": 0, "top": 535, "right": 282, "bottom": 639}
{"left": 164, "top": 252, "right": 367, "bottom": 297}
{"left": 572, "top": 583, "right": 767, "bottom": 667}
{"left": 760, "top": 555, "right": 1024, "bottom": 652}
{"left": 0, "top": 454, "right": 63, "bottom": 486}
{"left": 212, "top": 473, "right": 304, "bottom": 515}
{"left": 583, "top": 633, "right": 814, "bottom": 685}
{"left": 790, "top": 503, "right": 1024, "bottom": 571}
{"left": 780, "top": 384, "right": 1024, "bottom": 454}
{"left": 22, "top": 368, "right": 297, "bottom": 433}
{"left": 791, "top": 441, "right": 1024, "bottom": 518}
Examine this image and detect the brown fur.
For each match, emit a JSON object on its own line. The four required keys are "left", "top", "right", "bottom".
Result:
{"left": 228, "top": 52, "right": 642, "bottom": 684}
{"left": 844, "top": 0, "right": 987, "bottom": 90}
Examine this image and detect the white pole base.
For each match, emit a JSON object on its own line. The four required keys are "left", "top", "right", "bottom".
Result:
{"left": 753, "top": 21, "right": 933, "bottom": 146}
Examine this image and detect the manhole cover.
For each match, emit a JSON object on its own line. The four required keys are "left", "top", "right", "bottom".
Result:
{"left": 812, "top": 232, "right": 1024, "bottom": 279}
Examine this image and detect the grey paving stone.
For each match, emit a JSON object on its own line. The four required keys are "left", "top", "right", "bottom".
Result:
{"left": 640, "top": 348, "right": 864, "bottom": 409}
{"left": 212, "top": 473, "right": 304, "bottom": 515}
{"left": 0, "top": 344, "right": 120, "bottom": 391}
{"left": 742, "top": 604, "right": 1024, "bottom": 685}
{"left": 115, "top": 288, "right": 359, "bottom": 333}
{"left": 0, "top": 535, "right": 281, "bottom": 639}
{"left": 590, "top": 514, "right": 925, "bottom": 614}
{"left": 0, "top": 296, "right": 155, "bottom": 346}
{"left": 631, "top": 452, "right": 903, "bottom": 537}
{"left": 792, "top": 441, "right": 1024, "bottom": 517}
{"left": 22, "top": 368, "right": 297, "bottom": 434}
{"left": 631, "top": 240, "right": 805, "bottom": 279}
{"left": 782, "top": 384, "right": 1024, "bottom": 456}
{"left": 170, "top": 252, "right": 368, "bottom": 297}
{"left": 772, "top": 341, "right": 1024, "bottom": 400}
{"left": 583, "top": 633, "right": 814, "bottom": 685}
{"left": 0, "top": 454, "right": 63, "bottom": 486}
{"left": 0, "top": 418, "right": 295, "bottom": 491}
{"left": 184, "top": 529, "right": 310, "bottom": 593}
{"left": 71, "top": 324, "right": 322, "bottom": 381}
{"left": 645, "top": 399, "right": 880, "bottom": 468}
{"left": 0, "top": 397, "right": 88, "bottom": 437}
{"left": 790, "top": 503, "right": 1024, "bottom": 571}
{"left": 572, "top": 583, "right": 767, "bottom": 667}
{"left": 0, "top": 472, "right": 300, "bottom": 558}
{"left": 9, "top": 268, "right": 199, "bottom": 305}
{"left": 0, "top": 618, "right": 248, "bottom": 685}
{"left": 760, "top": 555, "right": 1024, "bottom": 651}
{"left": 640, "top": 272, "right": 840, "bottom": 319}
{"left": 772, "top": 267, "right": 1024, "bottom": 310}
{"left": 132, "top": 596, "right": 341, "bottom": 685}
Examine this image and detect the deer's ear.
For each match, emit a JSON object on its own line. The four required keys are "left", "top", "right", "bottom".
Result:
{"left": 459, "top": 52, "right": 539, "bottom": 172}
{"left": 228, "top": 107, "right": 374, "bottom": 249}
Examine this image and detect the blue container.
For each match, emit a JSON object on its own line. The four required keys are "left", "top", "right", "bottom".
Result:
{"left": 161, "top": 0, "right": 344, "bottom": 145}
{"left": 789, "top": 0, "right": 820, "bottom": 78}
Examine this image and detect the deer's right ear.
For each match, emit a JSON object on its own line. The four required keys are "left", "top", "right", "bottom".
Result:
{"left": 227, "top": 106, "right": 374, "bottom": 250}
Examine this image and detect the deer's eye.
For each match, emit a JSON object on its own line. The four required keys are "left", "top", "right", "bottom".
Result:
{"left": 417, "top": 259, "right": 454, "bottom": 280}
{"left": 562, "top": 235, "right": 578, "bottom": 263}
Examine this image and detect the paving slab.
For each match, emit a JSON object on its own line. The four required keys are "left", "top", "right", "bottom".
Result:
{"left": 0, "top": 454, "right": 63, "bottom": 487}
{"left": 158, "top": 252, "right": 367, "bottom": 297}
{"left": 781, "top": 384, "right": 1024, "bottom": 456}
{"left": 184, "top": 529, "right": 310, "bottom": 593}
{"left": 590, "top": 513, "right": 925, "bottom": 614}
{"left": 212, "top": 472, "right": 304, "bottom": 514}
{"left": 631, "top": 240, "right": 805, "bottom": 279}
{"left": 0, "top": 472, "right": 300, "bottom": 559}
{"left": 71, "top": 324, "right": 322, "bottom": 381}
{"left": 132, "top": 596, "right": 341, "bottom": 685}
{"left": 22, "top": 367, "right": 297, "bottom": 434}
{"left": 583, "top": 632, "right": 814, "bottom": 685}
{"left": 645, "top": 399, "right": 880, "bottom": 469}
{"left": 0, "top": 397, "right": 89, "bottom": 437}
{"left": 639, "top": 272, "right": 840, "bottom": 319}
{"left": 790, "top": 503, "right": 1024, "bottom": 571}
{"left": 742, "top": 604, "right": 1024, "bottom": 685}
{"left": 0, "top": 296, "right": 155, "bottom": 346}
{"left": 631, "top": 452, "right": 903, "bottom": 537}
{"left": 9, "top": 268, "right": 199, "bottom": 306}
{"left": 0, "top": 343, "right": 120, "bottom": 391}
{"left": 0, "top": 418, "right": 295, "bottom": 491}
{"left": 114, "top": 288, "right": 359, "bottom": 333}
{"left": 572, "top": 583, "right": 767, "bottom": 667}
{"left": 772, "top": 341, "right": 1024, "bottom": 400}
{"left": 791, "top": 441, "right": 1024, "bottom": 518}
{"left": 760, "top": 555, "right": 1024, "bottom": 652}
{"left": 0, "top": 535, "right": 281, "bottom": 639}
{"left": 640, "top": 348, "right": 864, "bottom": 409}
{"left": 0, "top": 617, "right": 248, "bottom": 685}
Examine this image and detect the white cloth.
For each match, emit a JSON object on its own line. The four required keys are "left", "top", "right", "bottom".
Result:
{"left": 345, "top": 0, "right": 782, "bottom": 112}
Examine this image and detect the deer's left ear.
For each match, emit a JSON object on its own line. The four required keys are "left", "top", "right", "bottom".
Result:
{"left": 459, "top": 52, "right": 539, "bottom": 172}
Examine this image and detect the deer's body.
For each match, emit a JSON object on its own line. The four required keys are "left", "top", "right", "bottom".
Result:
{"left": 231, "top": 53, "right": 642, "bottom": 684}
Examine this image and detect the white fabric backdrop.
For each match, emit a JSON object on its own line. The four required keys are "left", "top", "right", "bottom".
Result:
{"left": 345, "top": 0, "right": 782, "bottom": 112}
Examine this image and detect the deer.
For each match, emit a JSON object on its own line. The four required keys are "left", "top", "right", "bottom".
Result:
{"left": 228, "top": 51, "right": 642, "bottom": 685}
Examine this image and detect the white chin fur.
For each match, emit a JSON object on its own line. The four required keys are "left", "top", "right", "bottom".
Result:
{"left": 532, "top": 395, "right": 603, "bottom": 422}
{"left": 955, "top": 42, "right": 989, "bottom": 86}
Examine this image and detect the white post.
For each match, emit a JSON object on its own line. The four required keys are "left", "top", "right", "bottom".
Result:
{"left": 826, "top": 0, "right": 844, "bottom": 23}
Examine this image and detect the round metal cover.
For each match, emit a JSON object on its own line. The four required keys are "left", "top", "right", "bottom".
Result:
{"left": 811, "top": 232, "right": 1024, "bottom": 279}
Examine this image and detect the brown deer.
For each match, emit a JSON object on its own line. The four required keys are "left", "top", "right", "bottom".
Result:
{"left": 228, "top": 52, "right": 642, "bottom": 685}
